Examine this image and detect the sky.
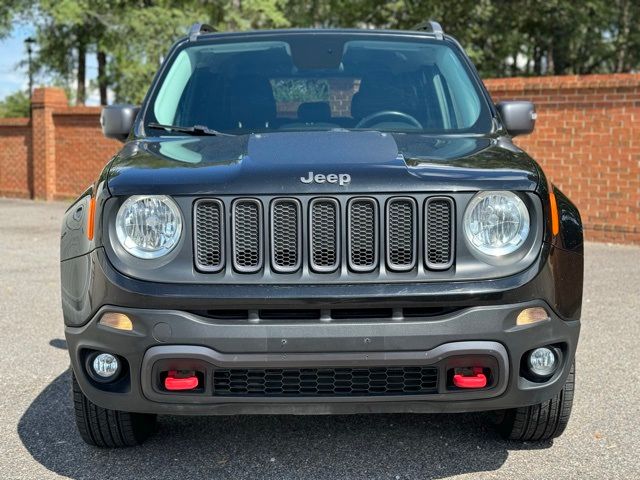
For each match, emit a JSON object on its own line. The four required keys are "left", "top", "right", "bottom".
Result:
{"left": 0, "top": 23, "right": 100, "bottom": 104}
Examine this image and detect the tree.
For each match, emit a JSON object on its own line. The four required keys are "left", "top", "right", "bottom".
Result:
{"left": 2, "top": 0, "right": 639, "bottom": 107}
{"left": 0, "top": 90, "right": 30, "bottom": 118}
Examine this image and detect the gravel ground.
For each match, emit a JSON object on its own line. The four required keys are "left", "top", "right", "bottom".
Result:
{"left": 0, "top": 197, "right": 638, "bottom": 480}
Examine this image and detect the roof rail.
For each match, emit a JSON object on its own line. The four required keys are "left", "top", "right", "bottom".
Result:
{"left": 413, "top": 20, "right": 444, "bottom": 40}
{"left": 188, "top": 22, "right": 216, "bottom": 42}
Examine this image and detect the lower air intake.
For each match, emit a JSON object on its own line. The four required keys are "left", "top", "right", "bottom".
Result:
{"left": 213, "top": 366, "right": 438, "bottom": 397}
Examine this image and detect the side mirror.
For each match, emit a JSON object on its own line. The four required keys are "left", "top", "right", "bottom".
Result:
{"left": 100, "top": 104, "right": 140, "bottom": 142}
{"left": 496, "top": 101, "right": 536, "bottom": 137}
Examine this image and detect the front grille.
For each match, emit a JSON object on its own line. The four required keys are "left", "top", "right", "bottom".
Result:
{"left": 232, "top": 199, "right": 262, "bottom": 272}
{"left": 310, "top": 199, "right": 339, "bottom": 272}
{"left": 193, "top": 195, "right": 455, "bottom": 276}
{"left": 213, "top": 366, "right": 439, "bottom": 397}
{"left": 425, "top": 198, "right": 454, "bottom": 269}
{"left": 194, "top": 199, "right": 224, "bottom": 272}
{"left": 386, "top": 198, "right": 417, "bottom": 271}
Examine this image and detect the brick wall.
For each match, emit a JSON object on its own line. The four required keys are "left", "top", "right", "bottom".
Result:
{"left": 485, "top": 74, "right": 640, "bottom": 244}
{"left": 0, "top": 117, "right": 31, "bottom": 198}
{"left": 0, "top": 79, "right": 638, "bottom": 244}
{"left": 53, "top": 108, "right": 121, "bottom": 199}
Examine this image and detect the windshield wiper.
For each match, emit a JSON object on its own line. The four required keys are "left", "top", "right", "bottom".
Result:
{"left": 147, "top": 122, "right": 234, "bottom": 136}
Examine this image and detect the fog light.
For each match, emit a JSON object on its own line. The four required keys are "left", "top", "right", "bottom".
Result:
{"left": 527, "top": 347, "right": 557, "bottom": 377}
{"left": 92, "top": 353, "right": 120, "bottom": 379}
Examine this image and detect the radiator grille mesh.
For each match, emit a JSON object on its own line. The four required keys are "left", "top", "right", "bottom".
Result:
{"left": 387, "top": 199, "right": 416, "bottom": 270}
{"left": 194, "top": 200, "right": 223, "bottom": 271}
{"left": 310, "top": 200, "right": 338, "bottom": 271}
{"left": 232, "top": 200, "right": 262, "bottom": 271}
{"left": 272, "top": 200, "right": 300, "bottom": 271}
{"left": 426, "top": 199, "right": 453, "bottom": 268}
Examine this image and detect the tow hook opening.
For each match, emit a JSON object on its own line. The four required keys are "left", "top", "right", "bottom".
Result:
{"left": 444, "top": 353, "right": 498, "bottom": 391}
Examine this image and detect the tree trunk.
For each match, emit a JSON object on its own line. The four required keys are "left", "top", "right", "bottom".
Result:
{"left": 97, "top": 50, "right": 108, "bottom": 105}
{"left": 547, "top": 41, "right": 554, "bottom": 75}
{"left": 616, "top": 0, "right": 631, "bottom": 72}
{"left": 77, "top": 42, "right": 86, "bottom": 105}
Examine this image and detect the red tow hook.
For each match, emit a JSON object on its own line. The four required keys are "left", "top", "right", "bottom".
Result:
{"left": 164, "top": 370, "right": 199, "bottom": 391}
{"left": 453, "top": 367, "right": 487, "bottom": 389}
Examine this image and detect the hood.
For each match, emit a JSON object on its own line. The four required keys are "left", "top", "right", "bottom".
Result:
{"left": 107, "top": 131, "right": 540, "bottom": 196}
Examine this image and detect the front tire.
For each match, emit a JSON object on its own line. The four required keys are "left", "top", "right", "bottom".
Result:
{"left": 72, "top": 373, "right": 157, "bottom": 447}
{"left": 494, "top": 362, "right": 575, "bottom": 441}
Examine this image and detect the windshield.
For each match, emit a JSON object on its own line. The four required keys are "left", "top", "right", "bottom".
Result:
{"left": 146, "top": 34, "right": 493, "bottom": 136}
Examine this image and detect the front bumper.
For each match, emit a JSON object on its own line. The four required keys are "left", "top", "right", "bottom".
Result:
{"left": 66, "top": 300, "right": 579, "bottom": 415}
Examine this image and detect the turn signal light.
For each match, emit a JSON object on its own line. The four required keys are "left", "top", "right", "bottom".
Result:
{"left": 549, "top": 190, "right": 560, "bottom": 236}
{"left": 87, "top": 197, "right": 96, "bottom": 240}
{"left": 516, "top": 307, "right": 550, "bottom": 326}
{"left": 99, "top": 312, "right": 133, "bottom": 331}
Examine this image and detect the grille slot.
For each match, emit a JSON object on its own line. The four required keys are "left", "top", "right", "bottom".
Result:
{"left": 425, "top": 197, "right": 454, "bottom": 270}
{"left": 259, "top": 309, "right": 321, "bottom": 320}
{"left": 271, "top": 199, "right": 301, "bottom": 273}
{"left": 348, "top": 198, "right": 378, "bottom": 272}
{"left": 194, "top": 199, "right": 224, "bottom": 272}
{"left": 231, "top": 199, "right": 263, "bottom": 273}
{"left": 386, "top": 198, "right": 417, "bottom": 271}
{"left": 213, "top": 366, "right": 439, "bottom": 397}
{"left": 331, "top": 308, "right": 392, "bottom": 319}
{"left": 309, "top": 199, "right": 339, "bottom": 272}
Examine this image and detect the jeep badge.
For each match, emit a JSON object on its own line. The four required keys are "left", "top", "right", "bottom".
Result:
{"left": 300, "top": 171, "right": 351, "bottom": 186}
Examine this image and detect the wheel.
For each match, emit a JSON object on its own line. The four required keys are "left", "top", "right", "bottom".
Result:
{"left": 72, "top": 372, "right": 157, "bottom": 447}
{"left": 494, "top": 362, "right": 575, "bottom": 441}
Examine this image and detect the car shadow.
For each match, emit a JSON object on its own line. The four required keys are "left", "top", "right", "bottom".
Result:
{"left": 18, "top": 368, "right": 551, "bottom": 480}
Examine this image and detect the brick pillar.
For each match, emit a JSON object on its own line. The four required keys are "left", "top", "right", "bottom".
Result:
{"left": 31, "top": 88, "right": 67, "bottom": 200}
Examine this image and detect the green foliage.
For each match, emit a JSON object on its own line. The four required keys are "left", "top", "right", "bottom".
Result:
{"left": 1, "top": 0, "right": 640, "bottom": 106}
{"left": 0, "top": 90, "right": 30, "bottom": 118}
{"left": 271, "top": 79, "right": 329, "bottom": 102}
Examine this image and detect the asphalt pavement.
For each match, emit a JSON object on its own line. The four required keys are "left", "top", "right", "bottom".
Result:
{"left": 0, "top": 197, "right": 638, "bottom": 479}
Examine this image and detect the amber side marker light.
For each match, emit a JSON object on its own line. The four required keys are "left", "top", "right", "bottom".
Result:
{"left": 517, "top": 307, "right": 550, "bottom": 326}
{"left": 87, "top": 197, "right": 96, "bottom": 240}
{"left": 549, "top": 190, "right": 560, "bottom": 236}
{"left": 99, "top": 312, "right": 133, "bottom": 331}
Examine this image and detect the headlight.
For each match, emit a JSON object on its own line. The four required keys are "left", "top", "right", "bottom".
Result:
{"left": 463, "top": 191, "right": 530, "bottom": 256}
{"left": 115, "top": 195, "right": 182, "bottom": 259}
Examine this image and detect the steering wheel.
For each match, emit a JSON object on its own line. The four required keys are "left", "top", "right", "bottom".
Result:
{"left": 355, "top": 110, "right": 423, "bottom": 129}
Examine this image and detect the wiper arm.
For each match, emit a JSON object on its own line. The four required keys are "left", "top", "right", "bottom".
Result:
{"left": 147, "top": 122, "right": 234, "bottom": 136}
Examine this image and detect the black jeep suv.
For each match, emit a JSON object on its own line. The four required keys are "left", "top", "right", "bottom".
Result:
{"left": 61, "top": 22, "right": 582, "bottom": 447}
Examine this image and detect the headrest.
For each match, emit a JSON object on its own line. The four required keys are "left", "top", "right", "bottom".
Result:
{"left": 227, "top": 75, "right": 276, "bottom": 128}
{"left": 297, "top": 102, "right": 332, "bottom": 122}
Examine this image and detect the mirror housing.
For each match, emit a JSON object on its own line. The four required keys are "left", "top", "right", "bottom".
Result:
{"left": 100, "top": 104, "right": 140, "bottom": 142}
{"left": 496, "top": 101, "right": 536, "bottom": 137}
